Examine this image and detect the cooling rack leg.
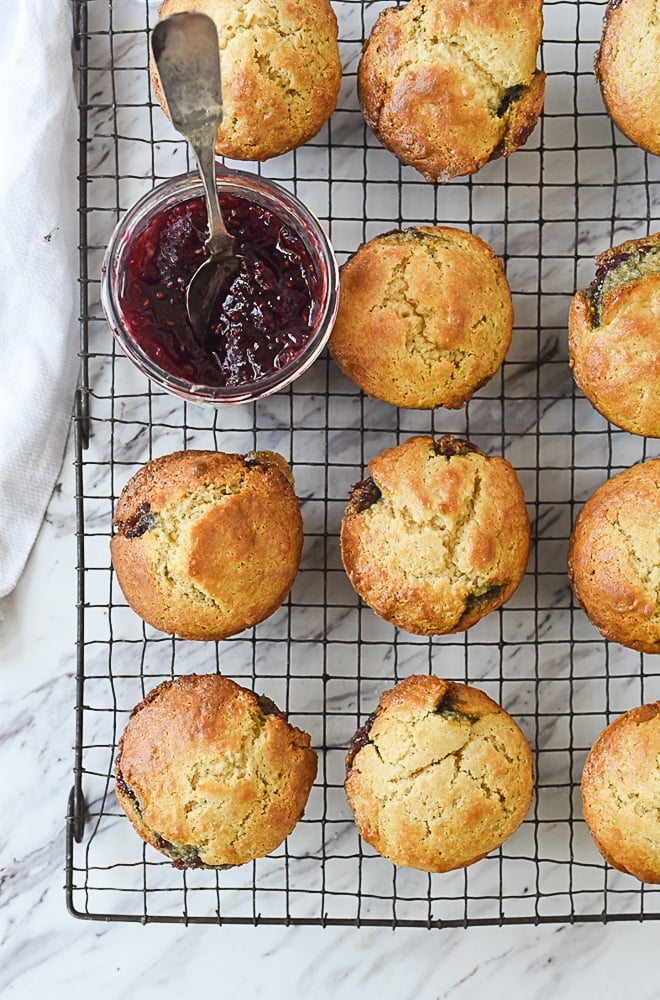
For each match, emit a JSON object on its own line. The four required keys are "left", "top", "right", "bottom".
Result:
{"left": 74, "top": 386, "right": 90, "bottom": 451}
{"left": 67, "top": 784, "right": 86, "bottom": 844}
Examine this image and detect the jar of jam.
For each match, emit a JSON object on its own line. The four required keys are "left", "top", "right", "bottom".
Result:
{"left": 101, "top": 166, "right": 339, "bottom": 405}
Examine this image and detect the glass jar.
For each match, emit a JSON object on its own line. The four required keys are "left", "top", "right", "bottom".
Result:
{"left": 101, "top": 165, "right": 339, "bottom": 405}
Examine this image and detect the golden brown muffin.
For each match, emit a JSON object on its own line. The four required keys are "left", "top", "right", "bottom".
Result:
{"left": 358, "top": 0, "right": 545, "bottom": 182}
{"left": 151, "top": 0, "right": 341, "bottom": 161}
{"left": 568, "top": 233, "right": 660, "bottom": 438}
{"left": 568, "top": 459, "right": 660, "bottom": 653}
{"left": 345, "top": 675, "right": 533, "bottom": 873}
{"left": 328, "top": 227, "right": 513, "bottom": 410}
{"left": 595, "top": 0, "right": 660, "bottom": 156}
{"left": 110, "top": 449, "right": 303, "bottom": 641}
{"left": 340, "top": 435, "right": 531, "bottom": 635}
{"left": 581, "top": 703, "right": 660, "bottom": 883}
{"left": 115, "top": 674, "right": 317, "bottom": 868}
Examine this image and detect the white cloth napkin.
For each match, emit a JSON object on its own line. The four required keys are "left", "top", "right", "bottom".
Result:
{"left": 0, "top": 0, "right": 78, "bottom": 601}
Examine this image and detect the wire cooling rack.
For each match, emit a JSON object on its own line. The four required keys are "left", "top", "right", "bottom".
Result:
{"left": 66, "top": 0, "right": 660, "bottom": 925}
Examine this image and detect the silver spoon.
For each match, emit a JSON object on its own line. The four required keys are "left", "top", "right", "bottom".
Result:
{"left": 151, "top": 12, "right": 242, "bottom": 346}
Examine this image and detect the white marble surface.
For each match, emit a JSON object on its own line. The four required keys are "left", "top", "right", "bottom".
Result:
{"left": 2, "top": 0, "right": 660, "bottom": 994}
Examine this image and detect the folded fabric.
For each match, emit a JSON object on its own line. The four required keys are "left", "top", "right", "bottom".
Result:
{"left": 0, "top": 0, "right": 79, "bottom": 601}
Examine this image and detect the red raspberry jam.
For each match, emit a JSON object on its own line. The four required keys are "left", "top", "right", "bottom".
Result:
{"left": 116, "top": 193, "right": 321, "bottom": 387}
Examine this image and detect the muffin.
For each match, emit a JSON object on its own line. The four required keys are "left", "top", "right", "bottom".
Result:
{"left": 581, "top": 703, "right": 660, "bottom": 883}
{"left": 568, "top": 233, "right": 660, "bottom": 437}
{"left": 328, "top": 227, "right": 513, "bottom": 410}
{"left": 151, "top": 0, "right": 341, "bottom": 161}
{"left": 345, "top": 675, "right": 533, "bottom": 873}
{"left": 568, "top": 459, "right": 660, "bottom": 653}
{"left": 358, "top": 0, "right": 545, "bottom": 182}
{"left": 115, "top": 674, "right": 318, "bottom": 868}
{"left": 595, "top": 0, "right": 660, "bottom": 156}
{"left": 340, "top": 435, "right": 531, "bottom": 635}
{"left": 110, "top": 449, "right": 303, "bottom": 641}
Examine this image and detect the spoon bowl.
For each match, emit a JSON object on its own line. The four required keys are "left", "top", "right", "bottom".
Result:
{"left": 185, "top": 251, "right": 237, "bottom": 351}
{"left": 151, "top": 12, "right": 242, "bottom": 344}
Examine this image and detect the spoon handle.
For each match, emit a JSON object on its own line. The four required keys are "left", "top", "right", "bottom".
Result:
{"left": 188, "top": 127, "right": 234, "bottom": 256}
{"left": 151, "top": 12, "right": 233, "bottom": 255}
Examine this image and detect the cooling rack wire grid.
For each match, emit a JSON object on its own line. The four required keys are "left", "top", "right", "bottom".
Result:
{"left": 66, "top": 0, "right": 660, "bottom": 926}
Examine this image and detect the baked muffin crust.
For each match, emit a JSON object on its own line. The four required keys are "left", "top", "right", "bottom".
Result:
{"left": 568, "top": 459, "right": 660, "bottom": 653}
{"left": 328, "top": 227, "right": 513, "bottom": 410}
{"left": 595, "top": 0, "right": 660, "bottom": 156}
{"left": 345, "top": 675, "right": 533, "bottom": 873}
{"left": 340, "top": 435, "right": 531, "bottom": 635}
{"left": 152, "top": 0, "right": 341, "bottom": 160}
{"left": 115, "top": 674, "right": 317, "bottom": 868}
{"left": 111, "top": 449, "right": 303, "bottom": 641}
{"left": 358, "top": 0, "right": 545, "bottom": 182}
{"left": 568, "top": 233, "right": 660, "bottom": 438}
{"left": 581, "top": 702, "right": 660, "bottom": 883}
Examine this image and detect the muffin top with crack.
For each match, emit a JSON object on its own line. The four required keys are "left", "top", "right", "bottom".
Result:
{"left": 340, "top": 435, "right": 530, "bottom": 636}
{"left": 151, "top": 0, "right": 341, "bottom": 161}
{"left": 110, "top": 449, "right": 303, "bottom": 641}
{"left": 595, "top": 0, "right": 660, "bottom": 157}
{"left": 568, "top": 232, "right": 660, "bottom": 438}
{"left": 358, "top": 0, "right": 545, "bottom": 182}
{"left": 328, "top": 227, "right": 513, "bottom": 410}
{"left": 115, "top": 674, "right": 318, "bottom": 868}
{"left": 568, "top": 458, "right": 660, "bottom": 653}
{"left": 345, "top": 675, "right": 533, "bottom": 873}
{"left": 581, "top": 702, "right": 660, "bottom": 884}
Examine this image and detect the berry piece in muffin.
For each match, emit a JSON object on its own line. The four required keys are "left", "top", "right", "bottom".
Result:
{"left": 568, "top": 458, "right": 660, "bottom": 653}
{"left": 110, "top": 449, "right": 303, "bottom": 641}
{"left": 358, "top": 0, "right": 545, "bottom": 182}
{"left": 115, "top": 674, "right": 317, "bottom": 868}
{"left": 340, "top": 435, "right": 530, "bottom": 636}
{"left": 151, "top": 0, "right": 341, "bottom": 161}
{"left": 581, "top": 702, "right": 660, "bottom": 883}
{"left": 345, "top": 675, "right": 533, "bottom": 873}
{"left": 568, "top": 233, "right": 660, "bottom": 437}
{"left": 328, "top": 227, "right": 513, "bottom": 410}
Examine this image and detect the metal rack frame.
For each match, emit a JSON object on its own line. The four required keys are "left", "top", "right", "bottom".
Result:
{"left": 66, "top": 0, "right": 660, "bottom": 926}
